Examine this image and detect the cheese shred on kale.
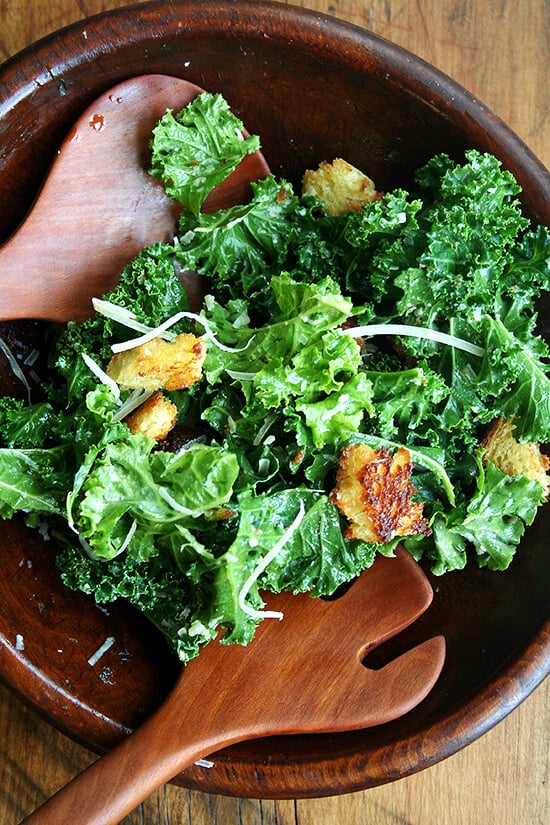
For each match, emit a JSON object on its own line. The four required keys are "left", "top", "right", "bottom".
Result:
{"left": 0, "top": 91, "right": 549, "bottom": 663}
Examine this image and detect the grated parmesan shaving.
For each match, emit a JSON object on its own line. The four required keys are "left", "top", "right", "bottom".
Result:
{"left": 23, "top": 348, "right": 40, "bottom": 366}
{"left": 81, "top": 352, "right": 121, "bottom": 402}
{"left": 112, "top": 389, "right": 154, "bottom": 421}
{"left": 92, "top": 297, "right": 252, "bottom": 355}
{"left": 237, "top": 501, "right": 306, "bottom": 622}
{"left": 225, "top": 369, "right": 257, "bottom": 381}
{"left": 87, "top": 636, "right": 115, "bottom": 667}
{"left": 92, "top": 298, "right": 154, "bottom": 335}
{"left": 0, "top": 336, "right": 31, "bottom": 402}
{"left": 343, "top": 323, "right": 485, "bottom": 357}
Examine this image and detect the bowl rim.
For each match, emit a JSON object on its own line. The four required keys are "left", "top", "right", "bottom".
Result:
{"left": 0, "top": 0, "right": 548, "bottom": 798}
{"left": 1, "top": 0, "right": 548, "bottom": 219}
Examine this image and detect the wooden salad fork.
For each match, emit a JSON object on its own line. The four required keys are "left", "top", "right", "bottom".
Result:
{"left": 21, "top": 547, "right": 445, "bottom": 824}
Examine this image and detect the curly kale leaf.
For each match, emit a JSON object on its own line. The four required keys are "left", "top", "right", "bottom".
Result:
{"left": 150, "top": 92, "right": 260, "bottom": 216}
{"left": 206, "top": 488, "right": 375, "bottom": 647}
{"left": 68, "top": 439, "right": 240, "bottom": 561}
{"left": 416, "top": 459, "right": 547, "bottom": 574}
{"left": 476, "top": 315, "right": 550, "bottom": 443}
{"left": 175, "top": 176, "right": 299, "bottom": 301}
{"left": 0, "top": 397, "right": 57, "bottom": 448}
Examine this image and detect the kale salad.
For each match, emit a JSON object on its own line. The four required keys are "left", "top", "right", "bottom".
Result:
{"left": 0, "top": 93, "right": 549, "bottom": 663}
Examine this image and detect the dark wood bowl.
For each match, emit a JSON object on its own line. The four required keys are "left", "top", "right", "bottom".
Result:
{"left": 0, "top": 0, "right": 548, "bottom": 799}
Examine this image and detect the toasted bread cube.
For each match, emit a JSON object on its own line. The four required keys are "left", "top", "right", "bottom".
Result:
{"left": 302, "top": 158, "right": 379, "bottom": 216}
{"left": 107, "top": 333, "right": 206, "bottom": 392}
{"left": 481, "top": 417, "right": 550, "bottom": 498}
{"left": 329, "top": 443, "right": 430, "bottom": 543}
{"left": 125, "top": 392, "right": 177, "bottom": 441}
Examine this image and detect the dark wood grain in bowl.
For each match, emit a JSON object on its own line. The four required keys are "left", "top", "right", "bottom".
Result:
{"left": 0, "top": 0, "right": 548, "bottom": 799}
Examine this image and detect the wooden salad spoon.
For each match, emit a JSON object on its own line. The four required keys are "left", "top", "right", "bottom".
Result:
{"left": 21, "top": 547, "right": 445, "bottom": 825}
{"left": 0, "top": 74, "right": 270, "bottom": 323}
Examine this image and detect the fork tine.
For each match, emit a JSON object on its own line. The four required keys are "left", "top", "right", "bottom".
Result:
{"left": 263, "top": 547, "right": 435, "bottom": 660}
{"left": 322, "top": 546, "right": 435, "bottom": 648}
{"left": 296, "top": 634, "right": 447, "bottom": 732}
{"left": 229, "top": 547, "right": 446, "bottom": 734}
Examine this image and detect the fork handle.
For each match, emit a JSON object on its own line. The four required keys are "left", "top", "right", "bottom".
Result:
{"left": 20, "top": 684, "right": 229, "bottom": 825}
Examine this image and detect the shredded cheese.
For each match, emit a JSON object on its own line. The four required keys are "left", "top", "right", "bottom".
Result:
{"left": 81, "top": 352, "right": 121, "bottom": 402}
{"left": 92, "top": 297, "right": 253, "bottom": 355}
{"left": 87, "top": 636, "right": 115, "bottom": 667}
{"left": 112, "top": 389, "right": 155, "bottom": 421}
{"left": 237, "top": 501, "right": 306, "bottom": 622}
{"left": 343, "top": 323, "right": 485, "bottom": 357}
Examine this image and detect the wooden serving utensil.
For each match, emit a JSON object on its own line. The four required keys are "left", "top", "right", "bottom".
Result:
{"left": 0, "top": 74, "right": 270, "bottom": 323}
{"left": 21, "top": 547, "right": 445, "bottom": 825}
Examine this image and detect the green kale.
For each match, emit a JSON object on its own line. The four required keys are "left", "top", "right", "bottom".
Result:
{"left": 175, "top": 175, "right": 300, "bottom": 304}
{"left": 415, "top": 459, "right": 547, "bottom": 574}
{"left": 68, "top": 438, "right": 240, "bottom": 561}
{"left": 0, "top": 94, "right": 548, "bottom": 667}
{"left": 0, "top": 445, "right": 73, "bottom": 520}
{"left": 0, "top": 397, "right": 56, "bottom": 448}
{"left": 150, "top": 92, "right": 260, "bottom": 215}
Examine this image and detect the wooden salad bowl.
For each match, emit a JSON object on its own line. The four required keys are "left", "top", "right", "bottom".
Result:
{"left": 0, "top": 0, "right": 549, "bottom": 799}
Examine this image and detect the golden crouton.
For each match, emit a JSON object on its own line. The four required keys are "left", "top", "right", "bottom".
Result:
{"left": 481, "top": 417, "right": 550, "bottom": 498}
{"left": 329, "top": 443, "right": 431, "bottom": 543}
{"left": 125, "top": 392, "right": 177, "bottom": 441}
{"left": 107, "top": 333, "right": 206, "bottom": 392}
{"left": 301, "top": 158, "right": 380, "bottom": 216}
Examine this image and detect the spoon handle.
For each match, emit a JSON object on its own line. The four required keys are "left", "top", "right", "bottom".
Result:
{"left": 0, "top": 243, "right": 47, "bottom": 322}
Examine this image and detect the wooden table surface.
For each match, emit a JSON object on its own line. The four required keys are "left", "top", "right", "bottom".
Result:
{"left": 0, "top": 1, "right": 548, "bottom": 823}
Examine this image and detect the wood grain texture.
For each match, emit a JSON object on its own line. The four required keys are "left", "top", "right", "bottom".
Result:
{"left": 0, "top": 1, "right": 549, "bottom": 824}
